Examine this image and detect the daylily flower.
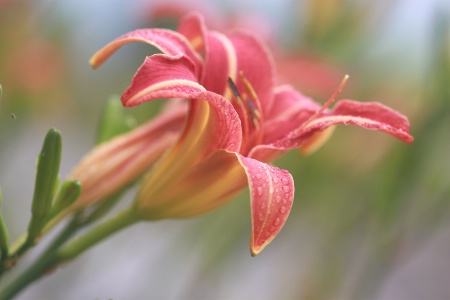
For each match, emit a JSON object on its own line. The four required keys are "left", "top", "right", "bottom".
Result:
{"left": 89, "top": 12, "right": 413, "bottom": 256}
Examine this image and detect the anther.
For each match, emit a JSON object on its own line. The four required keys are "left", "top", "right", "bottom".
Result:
{"left": 227, "top": 77, "right": 243, "bottom": 104}
{"left": 227, "top": 75, "right": 262, "bottom": 129}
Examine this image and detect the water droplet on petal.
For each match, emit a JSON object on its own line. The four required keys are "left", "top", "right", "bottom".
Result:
{"left": 260, "top": 202, "right": 266, "bottom": 210}
{"left": 274, "top": 217, "right": 281, "bottom": 225}
{"left": 258, "top": 213, "right": 264, "bottom": 221}
{"left": 256, "top": 173, "right": 262, "bottom": 179}
{"left": 275, "top": 196, "right": 281, "bottom": 203}
{"left": 280, "top": 206, "right": 287, "bottom": 214}
{"left": 273, "top": 177, "right": 279, "bottom": 183}
{"left": 282, "top": 185, "right": 290, "bottom": 192}
{"left": 257, "top": 187, "right": 263, "bottom": 196}
{"left": 282, "top": 177, "right": 289, "bottom": 184}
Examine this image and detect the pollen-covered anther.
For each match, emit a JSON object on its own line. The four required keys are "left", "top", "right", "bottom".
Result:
{"left": 227, "top": 76, "right": 262, "bottom": 130}
{"left": 244, "top": 97, "right": 261, "bottom": 129}
{"left": 227, "top": 77, "right": 244, "bottom": 108}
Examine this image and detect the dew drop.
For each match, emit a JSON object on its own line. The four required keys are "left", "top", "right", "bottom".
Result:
{"left": 282, "top": 185, "right": 290, "bottom": 192}
{"left": 256, "top": 173, "right": 262, "bottom": 179}
{"left": 280, "top": 206, "right": 287, "bottom": 214}
{"left": 274, "top": 217, "right": 281, "bottom": 226}
{"left": 273, "top": 177, "right": 279, "bottom": 183}
{"left": 282, "top": 177, "right": 289, "bottom": 184}
{"left": 275, "top": 196, "right": 281, "bottom": 203}
{"left": 257, "top": 187, "right": 263, "bottom": 196}
{"left": 258, "top": 213, "right": 264, "bottom": 221}
{"left": 260, "top": 202, "right": 266, "bottom": 210}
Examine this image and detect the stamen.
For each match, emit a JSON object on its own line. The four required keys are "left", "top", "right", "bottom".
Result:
{"left": 245, "top": 98, "right": 259, "bottom": 129}
{"left": 300, "top": 74, "right": 349, "bottom": 129}
{"left": 227, "top": 75, "right": 262, "bottom": 130}
{"left": 240, "top": 71, "right": 258, "bottom": 102}
{"left": 239, "top": 71, "right": 262, "bottom": 120}
{"left": 228, "top": 74, "right": 264, "bottom": 154}
{"left": 227, "top": 77, "right": 242, "bottom": 104}
{"left": 227, "top": 77, "right": 246, "bottom": 114}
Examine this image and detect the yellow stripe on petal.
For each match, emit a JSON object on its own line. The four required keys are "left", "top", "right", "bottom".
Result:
{"left": 306, "top": 115, "right": 382, "bottom": 128}
{"left": 137, "top": 100, "right": 211, "bottom": 210}
{"left": 126, "top": 79, "right": 206, "bottom": 106}
{"left": 212, "top": 32, "right": 238, "bottom": 100}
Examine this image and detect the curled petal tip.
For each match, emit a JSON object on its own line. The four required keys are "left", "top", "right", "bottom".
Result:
{"left": 250, "top": 245, "right": 261, "bottom": 257}
{"left": 89, "top": 57, "right": 100, "bottom": 69}
{"left": 237, "top": 156, "right": 294, "bottom": 257}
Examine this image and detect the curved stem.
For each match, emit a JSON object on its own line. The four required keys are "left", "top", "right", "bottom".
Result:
{"left": 58, "top": 207, "right": 139, "bottom": 262}
{"left": 0, "top": 218, "right": 78, "bottom": 300}
{"left": 0, "top": 207, "right": 139, "bottom": 299}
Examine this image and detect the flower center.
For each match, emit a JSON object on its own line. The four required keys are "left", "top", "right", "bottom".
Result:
{"left": 227, "top": 72, "right": 263, "bottom": 154}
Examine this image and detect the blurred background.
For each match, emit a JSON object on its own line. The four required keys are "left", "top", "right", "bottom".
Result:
{"left": 0, "top": 0, "right": 449, "bottom": 299}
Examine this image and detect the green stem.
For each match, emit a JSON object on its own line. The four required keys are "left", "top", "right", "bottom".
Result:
{"left": 0, "top": 218, "right": 78, "bottom": 300}
{"left": 0, "top": 208, "right": 138, "bottom": 299}
{"left": 58, "top": 207, "right": 139, "bottom": 262}
{"left": 0, "top": 212, "right": 9, "bottom": 261}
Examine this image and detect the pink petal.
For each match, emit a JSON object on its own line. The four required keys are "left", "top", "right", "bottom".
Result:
{"left": 280, "top": 100, "right": 415, "bottom": 146}
{"left": 184, "top": 91, "right": 242, "bottom": 154}
{"left": 200, "top": 31, "right": 236, "bottom": 95}
{"left": 263, "top": 85, "right": 321, "bottom": 144}
{"left": 237, "top": 156, "right": 294, "bottom": 256}
{"left": 89, "top": 28, "right": 203, "bottom": 76}
{"left": 199, "top": 30, "right": 276, "bottom": 109}
{"left": 250, "top": 98, "right": 413, "bottom": 162}
{"left": 69, "top": 102, "right": 187, "bottom": 208}
{"left": 121, "top": 54, "right": 205, "bottom": 107}
{"left": 138, "top": 150, "right": 248, "bottom": 219}
{"left": 177, "top": 12, "right": 206, "bottom": 54}
{"left": 332, "top": 100, "right": 413, "bottom": 140}
{"left": 227, "top": 32, "right": 276, "bottom": 115}
{"left": 136, "top": 92, "right": 243, "bottom": 213}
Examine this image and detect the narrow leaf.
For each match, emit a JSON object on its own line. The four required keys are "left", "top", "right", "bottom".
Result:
{"left": 48, "top": 180, "right": 81, "bottom": 219}
{"left": 27, "top": 128, "right": 62, "bottom": 244}
{"left": 0, "top": 188, "right": 9, "bottom": 258}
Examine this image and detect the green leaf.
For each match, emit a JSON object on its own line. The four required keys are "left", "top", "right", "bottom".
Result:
{"left": 26, "top": 128, "right": 62, "bottom": 245}
{"left": 96, "top": 96, "right": 137, "bottom": 145}
{"left": 0, "top": 188, "right": 9, "bottom": 259}
{"left": 48, "top": 180, "right": 81, "bottom": 219}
